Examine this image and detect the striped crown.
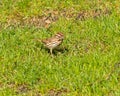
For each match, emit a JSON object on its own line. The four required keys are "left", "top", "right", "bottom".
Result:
{"left": 55, "top": 32, "right": 64, "bottom": 40}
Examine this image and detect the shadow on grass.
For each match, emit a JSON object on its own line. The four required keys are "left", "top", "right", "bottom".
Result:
{"left": 41, "top": 46, "right": 69, "bottom": 56}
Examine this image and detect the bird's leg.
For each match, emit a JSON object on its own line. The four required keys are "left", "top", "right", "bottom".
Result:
{"left": 50, "top": 48, "right": 52, "bottom": 54}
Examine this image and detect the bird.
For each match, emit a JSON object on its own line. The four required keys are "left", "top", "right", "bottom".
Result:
{"left": 41, "top": 32, "right": 64, "bottom": 54}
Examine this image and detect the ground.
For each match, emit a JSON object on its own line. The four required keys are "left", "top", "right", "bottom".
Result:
{"left": 0, "top": 0, "right": 120, "bottom": 96}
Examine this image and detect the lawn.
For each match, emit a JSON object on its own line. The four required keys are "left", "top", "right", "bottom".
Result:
{"left": 0, "top": 0, "right": 120, "bottom": 96}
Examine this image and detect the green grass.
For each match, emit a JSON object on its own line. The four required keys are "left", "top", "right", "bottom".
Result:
{"left": 0, "top": 0, "right": 120, "bottom": 96}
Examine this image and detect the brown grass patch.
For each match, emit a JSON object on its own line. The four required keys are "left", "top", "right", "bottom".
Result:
{"left": 76, "top": 8, "right": 111, "bottom": 20}
{"left": 16, "top": 83, "right": 30, "bottom": 94}
{"left": 47, "top": 88, "right": 69, "bottom": 96}
{"left": 4, "top": 7, "right": 112, "bottom": 29}
{"left": 7, "top": 82, "right": 16, "bottom": 89}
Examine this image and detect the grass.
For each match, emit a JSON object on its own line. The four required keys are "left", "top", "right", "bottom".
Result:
{"left": 0, "top": 0, "right": 120, "bottom": 96}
